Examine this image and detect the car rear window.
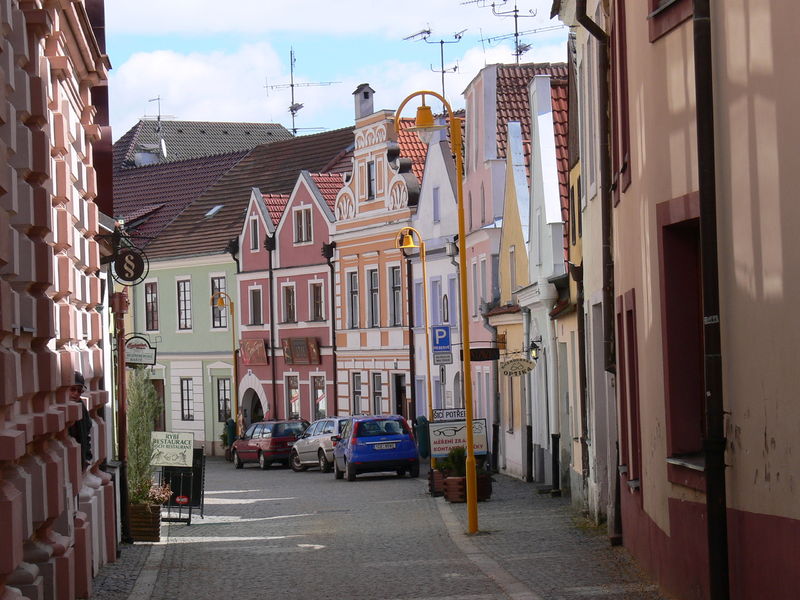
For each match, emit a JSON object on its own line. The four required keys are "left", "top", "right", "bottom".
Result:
{"left": 355, "top": 419, "right": 406, "bottom": 437}
{"left": 274, "top": 422, "right": 306, "bottom": 437}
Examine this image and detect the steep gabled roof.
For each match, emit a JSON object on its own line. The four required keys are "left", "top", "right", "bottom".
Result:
{"left": 145, "top": 126, "right": 354, "bottom": 260}
{"left": 309, "top": 172, "right": 345, "bottom": 212}
{"left": 113, "top": 150, "right": 248, "bottom": 246}
{"left": 397, "top": 117, "right": 428, "bottom": 182}
{"left": 496, "top": 62, "right": 568, "bottom": 160}
{"left": 261, "top": 193, "right": 290, "bottom": 226}
{"left": 113, "top": 119, "right": 292, "bottom": 169}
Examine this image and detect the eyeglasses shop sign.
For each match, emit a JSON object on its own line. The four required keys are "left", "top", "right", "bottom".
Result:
{"left": 150, "top": 432, "right": 194, "bottom": 467}
{"left": 429, "top": 419, "right": 488, "bottom": 458}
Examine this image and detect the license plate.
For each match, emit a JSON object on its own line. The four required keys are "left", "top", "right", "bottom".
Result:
{"left": 373, "top": 443, "right": 396, "bottom": 450}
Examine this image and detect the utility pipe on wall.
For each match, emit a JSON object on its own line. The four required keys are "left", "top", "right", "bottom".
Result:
{"left": 693, "top": 1, "right": 730, "bottom": 597}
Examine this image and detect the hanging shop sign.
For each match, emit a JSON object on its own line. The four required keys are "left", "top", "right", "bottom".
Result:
{"left": 112, "top": 246, "right": 149, "bottom": 286}
{"left": 240, "top": 339, "right": 269, "bottom": 365}
{"left": 282, "top": 337, "right": 320, "bottom": 365}
{"left": 125, "top": 335, "right": 157, "bottom": 366}
{"left": 500, "top": 357, "right": 536, "bottom": 376}
{"left": 150, "top": 432, "right": 194, "bottom": 467}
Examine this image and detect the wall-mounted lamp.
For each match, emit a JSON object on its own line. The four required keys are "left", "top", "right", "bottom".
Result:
{"left": 529, "top": 336, "right": 543, "bottom": 361}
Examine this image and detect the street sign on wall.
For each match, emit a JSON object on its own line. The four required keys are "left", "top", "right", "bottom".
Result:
{"left": 429, "top": 418, "right": 488, "bottom": 458}
{"left": 431, "top": 326, "right": 451, "bottom": 352}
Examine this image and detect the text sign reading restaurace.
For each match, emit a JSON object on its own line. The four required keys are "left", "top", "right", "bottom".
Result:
{"left": 150, "top": 432, "right": 194, "bottom": 467}
{"left": 429, "top": 419, "right": 488, "bottom": 458}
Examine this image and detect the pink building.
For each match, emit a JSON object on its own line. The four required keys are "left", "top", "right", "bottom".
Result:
{"left": 237, "top": 171, "right": 343, "bottom": 424}
{"left": 1, "top": 1, "right": 115, "bottom": 598}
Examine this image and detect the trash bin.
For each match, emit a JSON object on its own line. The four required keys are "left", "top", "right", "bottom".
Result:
{"left": 416, "top": 415, "right": 430, "bottom": 459}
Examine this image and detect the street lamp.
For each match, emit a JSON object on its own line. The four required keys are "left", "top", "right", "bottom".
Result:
{"left": 396, "top": 227, "right": 435, "bottom": 465}
{"left": 211, "top": 291, "right": 240, "bottom": 434}
{"left": 395, "top": 90, "right": 478, "bottom": 533}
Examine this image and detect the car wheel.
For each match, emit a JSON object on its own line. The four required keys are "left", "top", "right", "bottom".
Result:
{"left": 396, "top": 468, "right": 406, "bottom": 477}
{"left": 345, "top": 460, "right": 357, "bottom": 482}
{"left": 318, "top": 450, "right": 332, "bottom": 473}
{"left": 409, "top": 462, "right": 420, "bottom": 478}
{"left": 334, "top": 458, "right": 344, "bottom": 480}
{"left": 290, "top": 451, "right": 306, "bottom": 472}
{"left": 258, "top": 452, "right": 269, "bottom": 470}
{"left": 233, "top": 451, "right": 243, "bottom": 469}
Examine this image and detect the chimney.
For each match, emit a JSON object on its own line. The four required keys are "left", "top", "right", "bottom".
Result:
{"left": 353, "top": 83, "right": 375, "bottom": 120}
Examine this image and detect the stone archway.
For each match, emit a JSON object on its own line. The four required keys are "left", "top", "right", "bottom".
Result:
{"left": 238, "top": 371, "right": 270, "bottom": 426}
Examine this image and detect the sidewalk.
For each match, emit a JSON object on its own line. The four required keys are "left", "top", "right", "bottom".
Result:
{"left": 435, "top": 471, "right": 669, "bottom": 599}
{"left": 93, "top": 469, "right": 668, "bottom": 600}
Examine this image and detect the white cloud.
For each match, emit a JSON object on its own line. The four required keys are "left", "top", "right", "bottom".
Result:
{"left": 107, "top": 0, "right": 563, "bottom": 38}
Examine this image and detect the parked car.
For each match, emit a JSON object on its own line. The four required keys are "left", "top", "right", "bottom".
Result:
{"left": 232, "top": 419, "right": 309, "bottom": 469}
{"left": 332, "top": 415, "right": 419, "bottom": 481}
{"left": 290, "top": 416, "right": 349, "bottom": 472}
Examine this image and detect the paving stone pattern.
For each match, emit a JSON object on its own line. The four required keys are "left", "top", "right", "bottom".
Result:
{"left": 93, "top": 458, "right": 669, "bottom": 600}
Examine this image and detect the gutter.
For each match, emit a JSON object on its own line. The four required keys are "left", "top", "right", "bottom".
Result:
{"left": 264, "top": 234, "right": 278, "bottom": 416}
{"left": 322, "top": 242, "right": 339, "bottom": 415}
{"left": 693, "top": 1, "right": 730, "bottom": 597}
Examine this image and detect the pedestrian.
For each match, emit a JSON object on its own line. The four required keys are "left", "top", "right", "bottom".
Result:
{"left": 69, "top": 371, "right": 93, "bottom": 468}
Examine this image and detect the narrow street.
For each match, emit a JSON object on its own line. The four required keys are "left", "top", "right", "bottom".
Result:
{"left": 95, "top": 458, "right": 667, "bottom": 600}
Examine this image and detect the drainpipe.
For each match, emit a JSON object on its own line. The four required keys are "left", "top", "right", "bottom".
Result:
{"left": 322, "top": 242, "right": 338, "bottom": 415}
{"left": 572, "top": 262, "right": 590, "bottom": 501}
{"left": 264, "top": 234, "right": 278, "bottom": 417}
{"left": 694, "top": 2, "right": 729, "bottom": 597}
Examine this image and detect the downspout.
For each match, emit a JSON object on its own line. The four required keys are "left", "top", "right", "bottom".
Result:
{"left": 694, "top": 1, "right": 729, "bottom": 597}
{"left": 572, "top": 262, "right": 590, "bottom": 498}
{"left": 264, "top": 234, "right": 278, "bottom": 417}
{"left": 575, "top": 0, "right": 614, "bottom": 375}
{"left": 322, "top": 242, "right": 338, "bottom": 415}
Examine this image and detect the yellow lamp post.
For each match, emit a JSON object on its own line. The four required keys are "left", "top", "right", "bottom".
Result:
{"left": 396, "top": 227, "right": 436, "bottom": 467}
{"left": 211, "top": 291, "right": 240, "bottom": 434}
{"left": 395, "top": 90, "right": 478, "bottom": 533}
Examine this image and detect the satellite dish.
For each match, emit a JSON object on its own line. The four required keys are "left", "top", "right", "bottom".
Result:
{"left": 160, "top": 138, "right": 167, "bottom": 158}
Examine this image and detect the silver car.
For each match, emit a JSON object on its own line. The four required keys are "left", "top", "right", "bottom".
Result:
{"left": 290, "top": 417, "right": 349, "bottom": 472}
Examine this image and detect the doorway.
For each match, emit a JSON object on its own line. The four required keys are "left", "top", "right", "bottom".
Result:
{"left": 393, "top": 374, "right": 407, "bottom": 418}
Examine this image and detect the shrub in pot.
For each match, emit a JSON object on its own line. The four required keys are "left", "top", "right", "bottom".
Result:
{"left": 442, "top": 446, "right": 492, "bottom": 502}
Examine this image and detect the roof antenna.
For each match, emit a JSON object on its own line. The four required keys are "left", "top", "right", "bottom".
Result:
{"left": 148, "top": 95, "right": 167, "bottom": 158}
{"left": 404, "top": 27, "right": 466, "bottom": 101}
{"left": 464, "top": 1, "right": 561, "bottom": 63}
{"left": 266, "top": 48, "right": 340, "bottom": 136}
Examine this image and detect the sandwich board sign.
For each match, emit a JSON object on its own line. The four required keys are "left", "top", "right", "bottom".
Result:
{"left": 429, "top": 418, "right": 488, "bottom": 458}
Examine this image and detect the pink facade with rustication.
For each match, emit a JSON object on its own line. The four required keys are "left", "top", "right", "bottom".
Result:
{"left": 0, "top": 1, "right": 113, "bottom": 599}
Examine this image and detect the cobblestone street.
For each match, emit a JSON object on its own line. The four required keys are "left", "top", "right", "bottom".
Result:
{"left": 93, "top": 457, "right": 668, "bottom": 600}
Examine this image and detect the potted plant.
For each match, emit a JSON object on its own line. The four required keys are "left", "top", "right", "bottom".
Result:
{"left": 126, "top": 367, "right": 165, "bottom": 542}
{"left": 442, "top": 446, "right": 492, "bottom": 503}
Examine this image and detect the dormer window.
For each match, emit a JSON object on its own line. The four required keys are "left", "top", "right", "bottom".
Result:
{"left": 250, "top": 218, "right": 259, "bottom": 251}
{"left": 205, "top": 205, "right": 223, "bottom": 218}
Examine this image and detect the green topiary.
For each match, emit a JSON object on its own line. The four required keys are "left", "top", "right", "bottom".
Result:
{"left": 446, "top": 446, "right": 468, "bottom": 477}
{"left": 127, "top": 368, "right": 162, "bottom": 504}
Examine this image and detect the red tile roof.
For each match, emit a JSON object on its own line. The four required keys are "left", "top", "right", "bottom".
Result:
{"left": 145, "top": 127, "right": 354, "bottom": 260}
{"left": 496, "top": 62, "right": 568, "bottom": 160}
{"left": 551, "top": 79, "right": 570, "bottom": 261}
{"left": 262, "top": 194, "right": 290, "bottom": 225}
{"left": 309, "top": 172, "right": 344, "bottom": 211}
{"left": 397, "top": 117, "right": 427, "bottom": 182}
{"left": 113, "top": 150, "right": 247, "bottom": 247}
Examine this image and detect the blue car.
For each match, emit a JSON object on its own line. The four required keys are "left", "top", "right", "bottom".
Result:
{"left": 332, "top": 415, "right": 420, "bottom": 481}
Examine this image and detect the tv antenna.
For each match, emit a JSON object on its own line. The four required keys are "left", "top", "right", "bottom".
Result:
{"left": 404, "top": 27, "right": 466, "bottom": 101}
{"left": 266, "top": 48, "right": 339, "bottom": 135}
{"left": 464, "top": 1, "right": 551, "bottom": 62}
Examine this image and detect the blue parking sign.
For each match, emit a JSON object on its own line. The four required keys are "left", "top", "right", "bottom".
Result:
{"left": 431, "top": 326, "right": 451, "bottom": 353}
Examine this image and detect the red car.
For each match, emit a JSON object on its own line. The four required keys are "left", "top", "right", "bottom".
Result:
{"left": 232, "top": 420, "right": 309, "bottom": 469}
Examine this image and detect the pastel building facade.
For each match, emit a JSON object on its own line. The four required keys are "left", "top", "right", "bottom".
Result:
{"left": 1, "top": 1, "right": 115, "bottom": 598}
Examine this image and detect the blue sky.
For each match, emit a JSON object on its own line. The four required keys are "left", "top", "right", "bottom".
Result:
{"left": 106, "top": 1, "right": 568, "bottom": 140}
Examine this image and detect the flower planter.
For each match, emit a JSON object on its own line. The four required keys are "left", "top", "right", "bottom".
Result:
{"left": 428, "top": 469, "right": 446, "bottom": 496}
{"left": 443, "top": 473, "right": 493, "bottom": 503}
{"left": 128, "top": 504, "right": 161, "bottom": 542}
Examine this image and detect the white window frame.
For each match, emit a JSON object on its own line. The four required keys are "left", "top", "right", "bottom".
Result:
{"left": 347, "top": 270, "right": 359, "bottom": 329}
{"left": 210, "top": 274, "right": 228, "bottom": 329}
{"left": 309, "top": 280, "right": 325, "bottom": 321}
{"left": 389, "top": 265, "right": 402, "bottom": 327}
{"left": 249, "top": 286, "right": 263, "bottom": 326}
{"left": 177, "top": 276, "right": 192, "bottom": 331}
{"left": 144, "top": 279, "right": 159, "bottom": 332}
{"left": 293, "top": 206, "right": 313, "bottom": 244}
{"left": 371, "top": 372, "right": 382, "bottom": 414}
{"left": 368, "top": 267, "right": 380, "bottom": 328}
{"left": 282, "top": 283, "right": 296, "bottom": 323}
{"left": 249, "top": 217, "right": 259, "bottom": 251}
